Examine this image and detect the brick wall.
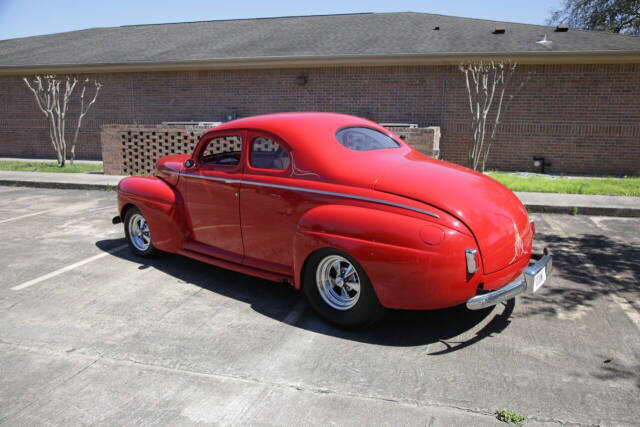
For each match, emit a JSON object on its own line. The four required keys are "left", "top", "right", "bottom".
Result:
{"left": 2, "top": 63, "right": 639, "bottom": 175}
{"left": 101, "top": 124, "right": 441, "bottom": 175}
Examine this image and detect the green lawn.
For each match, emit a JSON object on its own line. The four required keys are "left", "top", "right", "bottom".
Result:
{"left": 487, "top": 172, "right": 640, "bottom": 197}
{"left": 0, "top": 160, "right": 103, "bottom": 173}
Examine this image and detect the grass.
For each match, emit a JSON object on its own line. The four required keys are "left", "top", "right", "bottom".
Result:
{"left": 487, "top": 172, "right": 640, "bottom": 197}
{"left": 497, "top": 408, "right": 527, "bottom": 425}
{"left": 0, "top": 160, "right": 103, "bottom": 174}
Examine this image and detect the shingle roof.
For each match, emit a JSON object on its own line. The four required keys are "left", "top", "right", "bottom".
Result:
{"left": 1, "top": 12, "right": 639, "bottom": 70}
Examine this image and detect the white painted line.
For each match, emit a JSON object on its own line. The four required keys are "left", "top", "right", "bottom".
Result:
{"left": 544, "top": 215, "right": 640, "bottom": 330}
{"left": 610, "top": 293, "right": 640, "bottom": 329}
{"left": 0, "top": 209, "right": 54, "bottom": 224}
{"left": 0, "top": 205, "right": 113, "bottom": 225}
{"left": 11, "top": 244, "right": 129, "bottom": 291}
{"left": 0, "top": 187, "right": 22, "bottom": 194}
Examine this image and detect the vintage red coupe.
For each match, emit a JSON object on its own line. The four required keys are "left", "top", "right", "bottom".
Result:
{"left": 114, "top": 112, "right": 551, "bottom": 326}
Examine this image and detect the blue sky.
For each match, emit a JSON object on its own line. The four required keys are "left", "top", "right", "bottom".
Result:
{"left": 0, "top": 0, "right": 563, "bottom": 40}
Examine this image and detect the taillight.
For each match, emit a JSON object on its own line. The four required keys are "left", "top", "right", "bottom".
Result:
{"left": 465, "top": 249, "right": 478, "bottom": 274}
{"left": 530, "top": 220, "right": 536, "bottom": 235}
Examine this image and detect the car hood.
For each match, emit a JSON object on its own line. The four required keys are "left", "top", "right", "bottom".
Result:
{"left": 373, "top": 155, "right": 532, "bottom": 273}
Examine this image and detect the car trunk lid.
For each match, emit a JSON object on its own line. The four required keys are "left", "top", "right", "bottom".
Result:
{"left": 373, "top": 157, "right": 532, "bottom": 273}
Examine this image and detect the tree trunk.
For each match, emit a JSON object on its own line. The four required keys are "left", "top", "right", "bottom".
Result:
{"left": 23, "top": 75, "right": 101, "bottom": 168}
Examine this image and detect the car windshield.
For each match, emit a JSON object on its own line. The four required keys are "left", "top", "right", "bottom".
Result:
{"left": 335, "top": 127, "right": 400, "bottom": 151}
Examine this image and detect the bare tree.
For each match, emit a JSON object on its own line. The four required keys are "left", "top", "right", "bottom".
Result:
{"left": 459, "top": 60, "right": 527, "bottom": 172}
{"left": 23, "top": 75, "right": 102, "bottom": 167}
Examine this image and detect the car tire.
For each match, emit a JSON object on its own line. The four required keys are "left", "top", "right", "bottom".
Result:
{"left": 124, "top": 206, "right": 157, "bottom": 257}
{"left": 303, "top": 249, "right": 385, "bottom": 327}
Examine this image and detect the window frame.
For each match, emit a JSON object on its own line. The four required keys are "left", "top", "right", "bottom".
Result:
{"left": 194, "top": 132, "right": 244, "bottom": 170}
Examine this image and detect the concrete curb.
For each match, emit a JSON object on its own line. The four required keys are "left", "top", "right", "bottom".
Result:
{"left": 1, "top": 179, "right": 638, "bottom": 218}
{"left": 0, "top": 180, "right": 116, "bottom": 191}
{"left": 525, "top": 204, "right": 640, "bottom": 218}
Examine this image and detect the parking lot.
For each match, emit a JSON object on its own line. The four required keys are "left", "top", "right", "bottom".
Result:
{"left": 0, "top": 186, "right": 639, "bottom": 425}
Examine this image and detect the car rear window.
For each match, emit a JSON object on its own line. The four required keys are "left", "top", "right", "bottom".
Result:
{"left": 335, "top": 127, "right": 400, "bottom": 151}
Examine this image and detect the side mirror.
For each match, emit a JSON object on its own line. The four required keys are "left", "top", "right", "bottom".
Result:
{"left": 184, "top": 159, "right": 194, "bottom": 168}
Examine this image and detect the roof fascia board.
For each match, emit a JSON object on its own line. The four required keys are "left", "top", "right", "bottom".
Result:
{"left": 2, "top": 51, "right": 640, "bottom": 75}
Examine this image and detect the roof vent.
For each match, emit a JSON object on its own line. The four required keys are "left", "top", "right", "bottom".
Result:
{"left": 434, "top": 26, "right": 440, "bottom": 30}
{"left": 493, "top": 26, "right": 506, "bottom": 34}
{"left": 555, "top": 24, "right": 569, "bottom": 32}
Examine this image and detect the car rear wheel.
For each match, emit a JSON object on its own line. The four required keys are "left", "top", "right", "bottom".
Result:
{"left": 303, "top": 249, "right": 384, "bottom": 327}
{"left": 124, "top": 207, "right": 157, "bottom": 257}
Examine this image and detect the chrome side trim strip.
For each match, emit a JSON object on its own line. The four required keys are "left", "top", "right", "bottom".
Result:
{"left": 180, "top": 172, "right": 439, "bottom": 218}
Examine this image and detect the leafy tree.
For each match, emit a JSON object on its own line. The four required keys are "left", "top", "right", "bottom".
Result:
{"left": 549, "top": 0, "right": 640, "bottom": 35}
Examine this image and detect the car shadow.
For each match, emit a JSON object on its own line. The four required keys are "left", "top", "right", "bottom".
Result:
{"left": 520, "top": 232, "right": 640, "bottom": 318}
{"left": 96, "top": 238, "right": 514, "bottom": 351}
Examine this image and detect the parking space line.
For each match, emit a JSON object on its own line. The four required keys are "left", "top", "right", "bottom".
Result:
{"left": 0, "top": 205, "right": 113, "bottom": 225}
{"left": 544, "top": 215, "right": 640, "bottom": 330}
{"left": 0, "top": 209, "right": 54, "bottom": 224}
{"left": 0, "top": 187, "right": 22, "bottom": 194}
{"left": 11, "top": 244, "right": 129, "bottom": 291}
{"left": 610, "top": 293, "right": 640, "bottom": 328}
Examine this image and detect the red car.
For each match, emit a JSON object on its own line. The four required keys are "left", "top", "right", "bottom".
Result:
{"left": 114, "top": 112, "right": 551, "bottom": 326}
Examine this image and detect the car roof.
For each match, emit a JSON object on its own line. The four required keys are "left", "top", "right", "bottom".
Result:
{"left": 211, "top": 112, "right": 388, "bottom": 142}
{"left": 205, "top": 112, "right": 413, "bottom": 187}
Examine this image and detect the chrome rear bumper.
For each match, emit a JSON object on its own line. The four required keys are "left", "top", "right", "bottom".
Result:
{"left": 466, "top": 251, "right": 552, "bottom": 310}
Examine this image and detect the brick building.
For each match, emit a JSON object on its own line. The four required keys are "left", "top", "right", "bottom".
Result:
{"left": 1, "top": 12, "right": 639, "bottom": 174}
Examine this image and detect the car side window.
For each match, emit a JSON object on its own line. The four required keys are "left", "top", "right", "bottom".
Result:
{"left": 200, "top": 135, "right": 242, "bottom": 166}
{"left": 250, "top": 137, "right": 290, "bottom": 170}
{"left": 335, "top": 127, "right": 400, "bottom": 151}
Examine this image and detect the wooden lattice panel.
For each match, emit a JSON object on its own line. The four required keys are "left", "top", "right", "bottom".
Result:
{"left": 119, "top": 127, "right": 207, "bottom": 175}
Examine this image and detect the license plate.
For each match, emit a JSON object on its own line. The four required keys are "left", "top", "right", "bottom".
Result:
{"left": 532, "top": 267, "right": 546, "bottom": 292}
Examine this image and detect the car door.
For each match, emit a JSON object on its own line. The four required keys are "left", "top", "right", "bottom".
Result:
{"left": 181, "top": 131, "right": 245, "bottom": 264}
{"left": 240, "top": 131, "right": 298, "bottom": 276}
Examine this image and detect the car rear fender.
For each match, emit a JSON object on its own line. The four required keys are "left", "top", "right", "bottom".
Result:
{"left": 293, "top": 204, "right": 481, "bottom": 308}
{"left": 117, "top": 176, "right": 188, "bottom": 252}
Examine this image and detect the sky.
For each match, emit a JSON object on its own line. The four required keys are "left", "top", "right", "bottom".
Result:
{"left": 0, "top": 0, "right": 564, "bottom": 40}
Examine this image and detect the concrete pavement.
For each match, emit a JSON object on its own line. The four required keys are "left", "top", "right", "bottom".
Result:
{"left": 0, "top": 186, "right": 639, "bottom": 425}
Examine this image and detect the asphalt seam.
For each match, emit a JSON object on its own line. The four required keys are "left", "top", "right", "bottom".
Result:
{"left": 0, "top": 339, "right": 601, "bottom": 426}
{"left": 0, "top": 341, "right": 104, "bottom": 425}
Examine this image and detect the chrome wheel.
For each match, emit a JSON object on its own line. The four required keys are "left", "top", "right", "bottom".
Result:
{"left": 316, "top": 254, "right": 361, "bottom": 310}
{"left": 128, "top": 213, "right": 151, "bottom": 251}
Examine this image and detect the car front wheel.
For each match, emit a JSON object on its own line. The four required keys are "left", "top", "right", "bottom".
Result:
{"left": 124, "top": 207, "right": 157, "bottom": 257}
{"left": 303, "top": 249, "right": 385, "bottom": 327}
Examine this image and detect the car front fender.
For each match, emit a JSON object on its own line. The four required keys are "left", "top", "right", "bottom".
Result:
{"left": 117, "top": 176, "right": 188, "bottom": 252}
